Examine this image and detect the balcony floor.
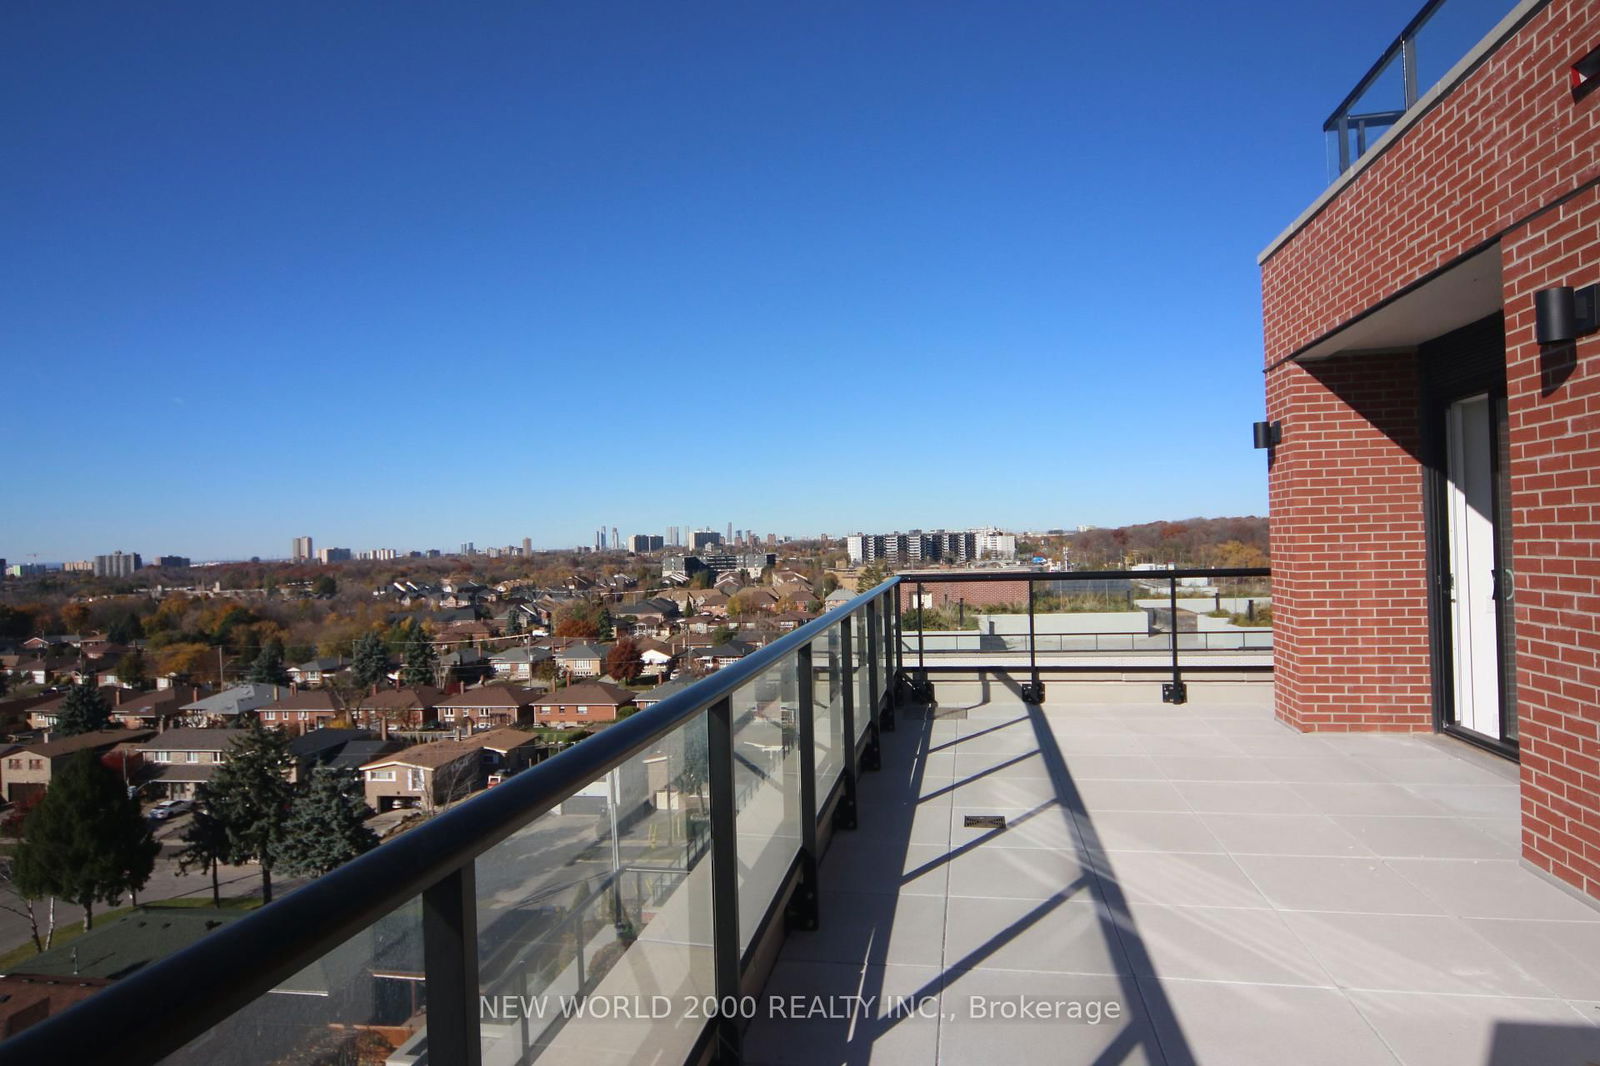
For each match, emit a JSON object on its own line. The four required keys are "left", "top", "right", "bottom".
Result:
{"left": 745, "top": 679, "right": 1600, "bottom": 1066}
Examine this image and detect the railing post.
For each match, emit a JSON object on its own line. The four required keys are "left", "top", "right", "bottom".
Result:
{"left": 1021, "top": 578, "right": 1044, "bottom": 703}
{"left": 706, "top": 695, "right": 743, "bottom": 1062}
{"left": 1162, "top": 572, "right": 1187, "bottom": 705}
{"left": 787, "top": 643, "right": 820, "bottom": 932}
{"left": 892, "top": 584, "right": 904, "bottom": 700}
{"left": 911, "top": 580, "right": 933, "bottom": 702}
{"left": 1401, "top": 33, "right": 1418, "bottom": 109}
{"left": 422, "top": 865, "right": 483, "bottom": 1066}
{"left": 834, "top": 616, "right": 858, "bottom": 830}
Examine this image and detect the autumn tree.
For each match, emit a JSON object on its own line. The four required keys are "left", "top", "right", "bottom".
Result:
{"left": 56, "top": 680, "right": 111, "bottom": 737}
{"left": 13, "top": 753, "right": 158, "bottom": 931}
{"left": 61, "top": 602, "right": 91, "bottom": 636}
{"left": 854, "top": 562, "right": 889, "bottom": 591}
{"left": 605, "top": 639, "right": 644, "bottom": 684}
{"left": 117, "top": 648, "right": 147, "bottom": 689}
{"left": 552, "top": 604, "right": 601, "bottom": 639}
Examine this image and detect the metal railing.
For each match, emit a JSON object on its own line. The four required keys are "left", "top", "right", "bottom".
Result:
{"left": 1324, "top": 0, "right": 1519, "bottom": 179}
{"left": 899, "top": 567, "right": 1272, "bottom": 705}
{"left": 0, "top": 580, "right": 906, "bottom": 1066}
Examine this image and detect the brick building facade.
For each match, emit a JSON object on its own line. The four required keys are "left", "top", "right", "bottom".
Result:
{"left": 1260, "top": 0, "right": 1600, "bottom": 899}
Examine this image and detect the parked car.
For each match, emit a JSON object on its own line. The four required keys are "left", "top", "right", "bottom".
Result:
{"left": 149, "top": 799, "right": 194, "bottom": 820}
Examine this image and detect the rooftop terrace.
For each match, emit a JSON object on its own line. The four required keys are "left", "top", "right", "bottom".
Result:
{"left": 747, "top": 680, "right": 1600, "bottom": 1065}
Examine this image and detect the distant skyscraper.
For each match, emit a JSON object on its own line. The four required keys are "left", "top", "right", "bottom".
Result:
{"left": 292, "top": 536, "right": 313, "bottom": 563}
{"left": 460, "top": 542, "right": 476, "bottom": 555}
{"left": 611, "top": 527, "right": 620, "bottom": 552}
{"left": 727, "top": 521, "right": 733, "bottom": 542}
{"left": 522, "top": 537, "right": 532, "bottom": 555}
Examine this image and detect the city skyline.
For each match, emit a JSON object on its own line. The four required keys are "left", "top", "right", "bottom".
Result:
{"left": 2, "top": 0, "right": 1403, "bottom": 561}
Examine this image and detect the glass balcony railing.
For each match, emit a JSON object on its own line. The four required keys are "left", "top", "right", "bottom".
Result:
{"left": 0, "top": 568, "right": 1265, "bottom": 1065}
{"left": 1324, "top": 0, "right": 1520, "bottom": 181}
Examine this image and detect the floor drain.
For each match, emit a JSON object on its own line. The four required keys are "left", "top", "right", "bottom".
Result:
{"left": 963, "top": 814, "right": 1007, "bottom": 830}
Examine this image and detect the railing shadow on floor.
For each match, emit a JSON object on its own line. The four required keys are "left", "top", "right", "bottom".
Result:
{"left": 748, "top": 671, "right": 1197, "bottom": 1066}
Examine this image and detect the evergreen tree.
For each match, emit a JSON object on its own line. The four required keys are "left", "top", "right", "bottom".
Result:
{"left": 177, "top": 806, "right": 232, "bottom": 908}
{"left": 351, "top": 632, "right": 388, "bottom": 689}
{"left": 55, "top": 679, "right": 111, "bottom": 737}
{"left": 401, "top": 621, "right": 438, "bottom": 687}
{"left": 0, "top": 669, "right": 9, "bottom": 699}
{"left": 277, "top": 767, "right": 379, "bottom": 877}
{"left": 13, "top": 752, "right": 158, "bottom": 931}
{"left": 200, "top": 721, "right": 292, "bottom": 903}
{"left": 247, "top": 638, "right": 291, "bottom": 685}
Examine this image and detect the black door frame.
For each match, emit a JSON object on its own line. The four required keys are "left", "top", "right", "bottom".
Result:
{"left": 1420, "top": 314, "right": 1518, "bottom": 760}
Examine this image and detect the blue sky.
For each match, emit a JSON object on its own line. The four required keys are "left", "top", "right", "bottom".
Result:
{"left": 0, "top": 1, "right": 1509, "bottom": 561}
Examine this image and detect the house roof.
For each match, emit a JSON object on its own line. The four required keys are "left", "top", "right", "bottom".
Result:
{"left": 362, "top": 686, "right": 444, "bottom": 712}
{"left": 635, "top": 676, "right": 700, "bottom": 704}
{"left": 286, "top": 728, "right": 375, "bottom": 759}
{"left": 437, "top": 683, "right": 540, "bottom": 710}
{"left": 328, "top": 739, "right": 405, "bottom": 771}
{"left": 531, "top": 681, "right": 637, "bottom": 707}
{"left": 22, "top": 729, "right": 155, "bottom": 758}
{"left": 556, "top": 642, "right": 607, "bottom": 661}
{"left": 13, "top": 908, "right": 245, "bottom": 980}
{"left": 488, "top": 647, "right": 553, "bottom": 665}
{"left": 134, "top": 728, "right": 247, "bottom": 753}
{"left": 699, "top": 641, "right": 757, "bottom": 659}
{"left": 113, "top": 686, "right": 208, "bottom": 714}
{"left": 470, "top": 727, "right": 543, "bottom": 753}
{"left": 263, "top": 689, "right": 343, "bottom": 712}
{"left": 361, "top": 737, "right": 482, "bottom": 771}
{"left": 181, "top": 684, "right": 284, "bottom": 716}
{"left": 290, "top": 657, "right": 346, "bottom": 673}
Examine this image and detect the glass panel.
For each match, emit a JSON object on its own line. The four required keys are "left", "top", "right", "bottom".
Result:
{"left": 854, "top": 608, "right": 871, "bottom": 742}
{"left": 475, "top": 713, "right": 713, "bottom": 1065}
{"left": 731, "top": 660, "right": 802, "bottom": 951}
{"left": 811, "top": 629, "right": 844, "bottom": 797}
{"left": 159, "top": 900, "right": 425, "bottom": 1065}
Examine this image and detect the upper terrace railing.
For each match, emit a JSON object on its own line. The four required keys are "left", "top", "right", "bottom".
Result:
{"left": 898, "top": 567, "right": 1271, "bottom": 705}
{"left": 1324, "top": 0, "right": 1520, "bottom": 179}
{"left": 0, "top": 567, "right": 1269, "bottom": 1066}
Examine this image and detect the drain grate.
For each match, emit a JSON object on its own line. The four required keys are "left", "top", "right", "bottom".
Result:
{"left": 963, "top": 814, "right": 1007, "bottom": 830}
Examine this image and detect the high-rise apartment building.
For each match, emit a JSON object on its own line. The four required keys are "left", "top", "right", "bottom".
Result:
{"left": 292, "top": 536, "right": 314, "bottom": 563}
{"left": 629, "top": 534, "right": 665, "bottom": 553}
{"left": 522, "top": 537, "right": 533, "bottom": 555}
{"left": 318, "top": 547, "right": 352, "bottom": 564}
{"left": 690, "top": 530, "right": 723, "bottom": 551}
{"left": 93, "top": 551, "right": 142, "bottom": 578}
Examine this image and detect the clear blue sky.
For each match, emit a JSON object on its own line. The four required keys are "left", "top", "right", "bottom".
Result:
{"left": 0, "top": 0, "right": 1509, "bottom": 561}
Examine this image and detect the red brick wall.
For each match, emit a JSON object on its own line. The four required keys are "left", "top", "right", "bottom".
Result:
{"left": 1262, "top": 0, "right": 1600, "bottom": 365}
{"left": 1263, "top": 0, "right": 1600, "bottom": 898}
{"left": 1266, "top": 354, "right": 1433, "bottom": 732}
{"left": 1503, "top": 183, "right": 1600, "bottom": 899}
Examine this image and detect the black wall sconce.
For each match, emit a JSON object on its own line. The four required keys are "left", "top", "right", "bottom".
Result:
{"left": 1573, "top": 42, "right": 1600, "bottom": 101}
{"left": 1535, "top": 284, "right": 1598, "bottom": 345}
{"left": 1252, "top": 420, "right": 1282, "bottom": 449}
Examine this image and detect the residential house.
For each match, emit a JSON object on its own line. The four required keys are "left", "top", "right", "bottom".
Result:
{"left": 26, "top": 686, "right": 127, "bottom": 731}
{"left": 3, "top": 730, "right": 155, "bottom": 804}
{"left": 436, "top": 683, "right": 539, "bottom": 731}
{"left": 473, "top": 727, "right": 547, "bottom": 782}
{"left": 260, "top": 689, "right": 344, "bottom": 734}
{"left": 286, "top": 728, "right": 382, "bottom": 784}
{"left": 693, "top": 641, "right": 758, "bottom": 672}
{"left": 355, "top": 685, "right": 444, "bottom": 730}
{"left": 359, "top": 738, "right": 483, "bottom": 812}
{"left": 11, "top": 657, "right": 75, "bottom": 687}
{"left": 823, "top": 588, "right": 854, "bottom": 610}
{"left": 555, "top": 642, "right": 607, "bottom": 679}
{"left": 487, "top": 646, "right": 552, "bottom": 682}
{"left": 108, "top": 686, "right": 208, "bottom": 730}
{"left": 180, "top": 683, "right": 285, "bottom": 726}
{"left": 633, "top": 675, "right": 698, "bottom": 711}
{"left": 633, "top": 637, "right": 678, "bottom": 678}
{"left": 287, "top": 657, "right": 347, "bottom": 688}
{"left": 529, "top": 680, "right": 637, "bottom": 729}
{"left": 132, "top": 728, "right": 247, "bottom": 799}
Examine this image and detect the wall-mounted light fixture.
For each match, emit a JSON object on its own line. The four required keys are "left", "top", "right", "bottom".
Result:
{"left": 1252, "top": 420, "right": 1282, "bottom": 449}
{"left": 1535, "top": 284, "right": 1598, "bottom": 345}
{"left": 1573, "top": 42, "right": 1600, "bottom": 101}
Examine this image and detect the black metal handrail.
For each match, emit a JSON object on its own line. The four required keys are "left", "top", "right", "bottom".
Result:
{"left": 0, "top": 577, "right": 904, "bottom": 1066}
